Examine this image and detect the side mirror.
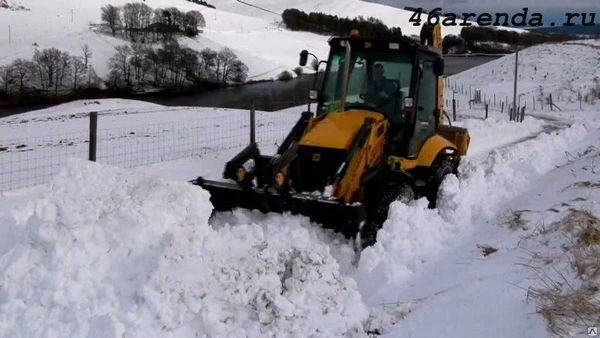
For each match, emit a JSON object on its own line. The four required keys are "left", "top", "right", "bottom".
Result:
{"left": 433, "top": 58, "right": 444, "bottom": 76}
{"left": 309, "top": 89, "right": 318, "bottom": 101}
{"left": 299, "top": 50, "right": 308, "bottom": 66}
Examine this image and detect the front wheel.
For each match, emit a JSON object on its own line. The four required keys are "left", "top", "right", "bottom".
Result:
{"left": 360, "top": 182, "right": 415, "bottom": 249}
{"left": 425, "top": 156, "right": 456, "bottom": 209}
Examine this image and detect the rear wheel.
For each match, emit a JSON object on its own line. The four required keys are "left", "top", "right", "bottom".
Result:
{"left": 360, "top": 182, "right": 415, "bottom": 249}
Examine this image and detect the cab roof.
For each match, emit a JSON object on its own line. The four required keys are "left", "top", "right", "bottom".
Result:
{"left": 327, "top": 36, "right": 442, "bottom": 58}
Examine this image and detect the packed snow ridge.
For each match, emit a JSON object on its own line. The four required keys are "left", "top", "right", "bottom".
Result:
{"left": 0, "top": 159, "right": 368, "bottom": 337}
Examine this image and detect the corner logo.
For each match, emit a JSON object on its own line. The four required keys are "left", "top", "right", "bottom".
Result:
{"left": 589, "top": 327, "right": 598, "bottom": 336}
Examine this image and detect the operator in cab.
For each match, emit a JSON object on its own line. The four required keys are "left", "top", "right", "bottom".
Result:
{"left": 364, "top": 63, "right": 396, "bottom": 107}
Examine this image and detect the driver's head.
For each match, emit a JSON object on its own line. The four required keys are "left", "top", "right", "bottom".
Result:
{"left": 373, "top": 63, "right": 384, "bottom": 81}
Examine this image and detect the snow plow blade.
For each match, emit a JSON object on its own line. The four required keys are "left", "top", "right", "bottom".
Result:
{"left": 192, "top": 177, "right": 367, "bottom": 239}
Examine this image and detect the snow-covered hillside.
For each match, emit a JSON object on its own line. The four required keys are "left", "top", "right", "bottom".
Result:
{"left": 1, "top": 28, "right": 600, "bottom": 338}
{"left": 0, "top": 0, "right": 525, "bottom": 82}
{"left": 450, "top": 39, "right": 600, "bottom": 112}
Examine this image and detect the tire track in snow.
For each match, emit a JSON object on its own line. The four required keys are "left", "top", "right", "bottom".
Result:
{"left": 354, "top": 119, "right": 599, "bottom": 323}
{"left": 491, "top": 118, "right": 572, "bottom": 152}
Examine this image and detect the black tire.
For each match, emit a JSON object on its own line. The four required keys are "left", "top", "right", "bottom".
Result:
{"left": 425, "top": 156, "right": 455, "bottom": 209}
{"left": 360, "top": 182, "right": 415, "bottom": 248}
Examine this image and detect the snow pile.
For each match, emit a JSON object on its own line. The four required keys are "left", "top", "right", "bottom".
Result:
{"left": 0, "top": 159, "right": 369, "bottom": 337}
{"left": 354, "top": 120, "right": 600, "bottom": 298}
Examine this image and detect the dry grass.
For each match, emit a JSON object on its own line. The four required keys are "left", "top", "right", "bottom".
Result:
{"left": 526, "top": 208, "right": 600, "bottom": 337}
{"left": 477, "top": 244, "right": 498, "bottom": 257}
{"left": 498, "top": 209, "right": 530, "bottom": 231}
{"left": 561, "top": 181, "right": 600, "bottom": 192}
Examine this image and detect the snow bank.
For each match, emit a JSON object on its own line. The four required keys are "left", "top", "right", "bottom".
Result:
{"left": 354, "top": 121, "right": 600, "bottom": 299}
{"left": 0, "top": 159, "right": 369, "bottom": 337}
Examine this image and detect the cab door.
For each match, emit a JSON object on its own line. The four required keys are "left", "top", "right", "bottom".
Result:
{"left": 407, "top": 57, "right": 438, "bottom": 157}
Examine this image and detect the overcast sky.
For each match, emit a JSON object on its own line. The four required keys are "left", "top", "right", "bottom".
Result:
{"left": 366, "top": 0, "right": 598, "bottom": 25}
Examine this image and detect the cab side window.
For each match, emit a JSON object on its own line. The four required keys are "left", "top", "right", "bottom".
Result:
{"left": 408, "top": 61, "right": 437, "bottom": 156}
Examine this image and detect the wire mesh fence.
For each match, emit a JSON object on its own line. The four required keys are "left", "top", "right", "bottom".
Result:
{"left": 0, "top": 105, "right": 300, "bottom": 192}
{"left": 444, "top": 77, "right": 600, "bottom": 121}
{"left": 0, "top": 131, "right": 89, "bottom": 191}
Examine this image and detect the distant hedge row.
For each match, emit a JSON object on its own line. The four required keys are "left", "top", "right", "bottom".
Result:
{"left": 185, "top": 0, "right": 215, "bottom": 9}
{"left": 459, "top": 26, "right": 579, "bottom": 46}
{"left": 281, "top": 8, "right": 408, "bottom": 41}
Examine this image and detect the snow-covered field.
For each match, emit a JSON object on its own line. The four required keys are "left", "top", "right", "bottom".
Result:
{"left": 0, "top": 99, "right": 300, "bottom": 191}
{"left": 449, "top": 39, "right": 600, "bottom": 115}
{"left": 1, "top": 37, "right": 600, "bottom": 337}
{"left": 0, "top": 0, "right": 525, "bottom": 81}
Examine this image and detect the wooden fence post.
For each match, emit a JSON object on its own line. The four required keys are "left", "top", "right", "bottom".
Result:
{"left": 89, "top": 112, "right": 97, "bottom": 162}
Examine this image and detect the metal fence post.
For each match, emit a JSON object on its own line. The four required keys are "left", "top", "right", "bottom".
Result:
{"left": 452, "top": 99, "right": 456, "bottom": 121}
{"left": 250, "top": 99, "right": 256, "bottom": 144}
{"left": 89, "top": 112, "right": 97, "bottom": 161}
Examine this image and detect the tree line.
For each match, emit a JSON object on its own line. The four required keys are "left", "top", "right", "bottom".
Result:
{"left": 100, "top": 2, "right": 206, "bottom": 42}
{"left": 106, "top": 40, "right": 249, "bottom": 89}
{"left": 0, "top": 45, "right": 102, "bottom": 98}
{"left": 281, "top": 8, "right": 407, "bottom": 41}
{"left": 0, "top": 39, "right": 249, "bottom": 102}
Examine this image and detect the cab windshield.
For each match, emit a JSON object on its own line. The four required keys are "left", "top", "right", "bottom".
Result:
{"left": 317, "top": 46, "right": 414, "bottom": 123}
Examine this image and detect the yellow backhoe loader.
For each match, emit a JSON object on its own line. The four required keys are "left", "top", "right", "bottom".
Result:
{"left": 193, "top": 23, "right": 470, "bottom": 248}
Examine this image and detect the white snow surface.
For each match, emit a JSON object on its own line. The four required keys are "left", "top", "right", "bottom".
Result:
{"left": 0, "top": 0, "right": 525, "bottom": 81}
{"left": 0, "top": 158, "right": 368, "bottom": 337}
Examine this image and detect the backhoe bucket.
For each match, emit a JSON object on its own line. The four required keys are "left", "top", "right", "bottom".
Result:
{"left": 192, "top": 177, "right": 367, "bottom": 239}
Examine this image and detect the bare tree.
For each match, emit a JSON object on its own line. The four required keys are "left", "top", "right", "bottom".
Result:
{"left": 86, "top": 65, "right": 101, "bottom": 88}
{"left": 216, "top": 47, "right": 238, "bottom": 83}
{"left": 139, "top": 3, "right": 153, "bottom": 42}
{"left": 0, "top": 64, "right": 16, "bottom": 95}
{"left": 183, "top": 10, "right": 205, "bottom": 36}
{"left": 71, "top": 56, "right": 86, "bottom": 90}
{"left": 229, "top": 60, "right": 249, "bottom": 83}
{"left": 53, "top": 51, "right": 72, "bottom": 94}
{"left": 165, "top": 7, "right": 184, "bottom": 29}
{"left": 198, "top": 48, "right": 217, "bottom": 80}
{"left": 177, "top": 47, "right": 200, "bottom": 85}
{"left": 101, "top": 4, "right": 121, "bottom": 37}
{"left": 11, "top": 58, "right": 35, "bottom": 93}
{"left": 129, "top": 43, "right": 145, "bottom": 82}
{"left": 108, "top": 44, "right": 133, "bottom": 86}
{"left": 33, "top": 47, "right": 63, "bottom": 90}
{"left": 122, "top": 3, "right": 142, "bottom": 41}
{"left": 81, "top": 44, "right": 92, "bottom": 69}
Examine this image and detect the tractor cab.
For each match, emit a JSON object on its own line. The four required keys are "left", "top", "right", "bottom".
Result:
{"left": 299, "top": 31, "right": 445, "bottom": 158}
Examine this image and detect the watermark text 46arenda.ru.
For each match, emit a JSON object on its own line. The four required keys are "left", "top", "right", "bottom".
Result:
{"left": 409, "top": 7, "right": 597, "bottom": 27}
